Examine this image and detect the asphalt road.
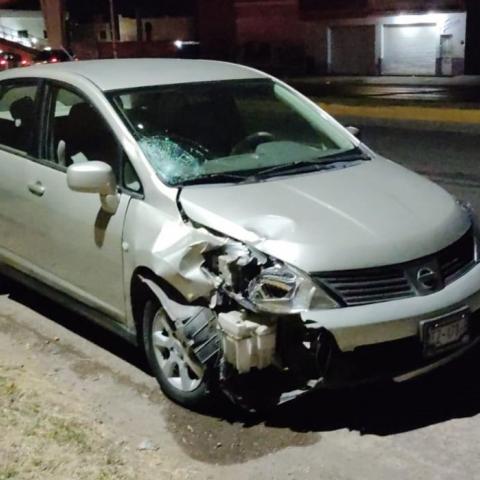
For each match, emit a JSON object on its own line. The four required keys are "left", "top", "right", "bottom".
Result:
{"left": 2, "top": 124, "right": 480, "bottom": 479}
{"left": 360, "top": 124, "right": 480, "bottom": 212}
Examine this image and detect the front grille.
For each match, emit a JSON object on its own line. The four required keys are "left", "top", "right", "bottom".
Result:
{"left": 438, "top": 229, "right": 475, "bottom": 284}
{"left": 319, "top": 268, "right": 414, "bottom": 306}
{"left": 314, "top": 228, "right": 476, "bottom": 307}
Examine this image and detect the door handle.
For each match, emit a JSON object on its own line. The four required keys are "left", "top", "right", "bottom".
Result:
{"left": 28, "top": 181, "right": 45, "bottom": 197}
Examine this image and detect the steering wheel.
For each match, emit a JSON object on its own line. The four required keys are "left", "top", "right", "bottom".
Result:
{"left": 231, "top": 131, "right": 275, "bottom": 155}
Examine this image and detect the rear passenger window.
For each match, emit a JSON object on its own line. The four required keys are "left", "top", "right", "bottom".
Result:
{"left": 0, "top": 82, "right": 38, "bottom": 154}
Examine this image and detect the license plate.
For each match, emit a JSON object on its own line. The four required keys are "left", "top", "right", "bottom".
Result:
{"left": 421, "top": 308, "right": 470, "bottom": 357}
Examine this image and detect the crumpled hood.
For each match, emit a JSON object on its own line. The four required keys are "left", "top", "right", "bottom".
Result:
{"left": 181, "top": 157, "right": 470, "bottom": 272}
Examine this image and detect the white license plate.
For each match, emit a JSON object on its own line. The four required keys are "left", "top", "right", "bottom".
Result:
{"left": 421, "top": 308, "right": 470, "bottom": 357}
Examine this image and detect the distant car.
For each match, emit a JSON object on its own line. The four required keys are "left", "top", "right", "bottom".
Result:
{"left": 0, "top": 51, "right": 21, "bottom": 70}
{"left": 0, "top": 59, "right": 479, "bottom": 411}
{"left": 33, "top": 49, "right": 73, "bottom": 64}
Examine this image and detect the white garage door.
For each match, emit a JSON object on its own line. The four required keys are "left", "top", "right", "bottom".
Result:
{"left": 330, "top": 26, "right": 376, "bottom": 75}
{"left": 382, "top": 24, "right": 437, "bottom": 75}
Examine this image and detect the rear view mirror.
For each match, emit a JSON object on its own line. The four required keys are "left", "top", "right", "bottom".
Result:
{"left": 67, "top": 161, "right": 119, "bottom": 214}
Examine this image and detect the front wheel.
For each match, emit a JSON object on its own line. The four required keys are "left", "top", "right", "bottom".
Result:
{"left": 142, "top": 299, "right": 210, "bottom": 409}
{"left": 0, "top": 272, "right": 9, "bottom": 294}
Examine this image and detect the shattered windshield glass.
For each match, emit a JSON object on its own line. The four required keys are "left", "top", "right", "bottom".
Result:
{"left": 109, "top": 79, "right": 356, "bottom": 186}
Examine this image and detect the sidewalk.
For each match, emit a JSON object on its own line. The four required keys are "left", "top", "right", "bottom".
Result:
{"left": 319, "top": 102, "right": 480, "bottom": 125}
{"left": 290, "top": 75, "right": 480, "bottom": 88}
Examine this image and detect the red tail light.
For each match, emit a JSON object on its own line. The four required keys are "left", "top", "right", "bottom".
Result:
{"left": 0, "top": 60, "right": 7, "bottom": 66}
{"left": 50, "top": 57, "right": 58, "bottom": 63}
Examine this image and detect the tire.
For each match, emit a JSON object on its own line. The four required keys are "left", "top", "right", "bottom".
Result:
{"left": 142, "top": 298, "right": 210, "bottom": 409}
{"left": 0, "top": 272, "right": 9, "bottom": 294}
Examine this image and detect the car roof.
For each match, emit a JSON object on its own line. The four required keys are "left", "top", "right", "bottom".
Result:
{"left": 0, "top": 58, "right": 266, "bottom": 91}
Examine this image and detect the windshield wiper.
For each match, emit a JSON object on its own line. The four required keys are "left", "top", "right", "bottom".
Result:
{"left": 175, "top": 149, "right": 370, "bottom": 186}
{"left": 177, "top": 171, "right": 251, "bottom": 186}
{"left": 320, "top": 149, "right": 371, "bottom": 163}
{"left": 251, "top": 149, "right": 370, "bottom": 180}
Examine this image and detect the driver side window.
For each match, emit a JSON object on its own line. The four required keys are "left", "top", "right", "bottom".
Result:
{"left": 47, "top": 86, "right": 121, "bottom": 175}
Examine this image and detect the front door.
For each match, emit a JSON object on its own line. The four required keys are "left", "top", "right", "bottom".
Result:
{"left": 23, "top": 82, "right": 130, "bottom": 321}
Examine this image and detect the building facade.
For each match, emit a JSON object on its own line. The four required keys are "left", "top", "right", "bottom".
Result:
{"left": 93, "top": 15, "right": 194, "bottom": 44}
{"left": 0, "top": 9, "right": 46, "bottom": 46}
{"left": 302, "top": 0, "right": 467, "bottom": 75}
{"left": 232, "top": 0, "right": 305, "bottom": 74}
{"left": 228, "top": 0, "right": 468, "bottom": 76}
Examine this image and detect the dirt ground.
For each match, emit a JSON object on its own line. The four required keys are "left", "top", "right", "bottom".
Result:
{"left": 2, "top": 280, "right": 480, "bottom": 480}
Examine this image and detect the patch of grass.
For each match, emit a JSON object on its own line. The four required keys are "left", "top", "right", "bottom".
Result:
{"left": 0, "top": 366, "right": 139, "bottom": 480}
{"left": 0, "top": 377, "right": 18, "bottom": 397}
{"left": 23, "top": 416, "right": 43, "bottom": 437}
{"left": 46, "top": 416, "right": 91, "bottom": 452}
{"left": 96, "top": 471, "right": 114, "bottom": 480}
{"left": 0, "top": 466, "right": 18, "bottom": 480}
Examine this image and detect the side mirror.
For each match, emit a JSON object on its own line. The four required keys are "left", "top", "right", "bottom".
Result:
{"left": 67, "top": 161, "right": 120, "bottom": 214}
{"left": 346, "top": 126, "right": 361, "bottom": 139}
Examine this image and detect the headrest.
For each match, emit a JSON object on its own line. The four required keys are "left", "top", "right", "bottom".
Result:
{"left": 67, "top": 102, "right": 100, "bottom": 126}
{"left": 10, "top": 96, "right": 34, "bottom": 121}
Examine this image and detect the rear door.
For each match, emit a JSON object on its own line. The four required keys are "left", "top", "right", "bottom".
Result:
{"left": 22, "top": 80, "right": 132, "bottom": 322}
{"left": 0, "top": 79, "right": 42, "bottom": 264}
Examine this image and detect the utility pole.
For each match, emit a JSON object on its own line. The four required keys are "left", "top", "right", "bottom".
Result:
{"left": 108, "top": 0, "right": 118, "bottom": 58}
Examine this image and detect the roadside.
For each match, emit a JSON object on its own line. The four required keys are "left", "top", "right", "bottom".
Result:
{"left": 288, "top": 75, "right": 480, "bottom": 88}
{"left": 319, "top": 104, "right": 480, "bottom": 135}
{"left": 284, "top": 75, "right": 480, "bottom": 132}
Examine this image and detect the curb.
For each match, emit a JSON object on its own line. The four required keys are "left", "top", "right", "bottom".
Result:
{"left": 318, "top": 102, "right": 480, "bottom": 125}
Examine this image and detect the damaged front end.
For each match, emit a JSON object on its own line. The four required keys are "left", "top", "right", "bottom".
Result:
{"left": 141, "top": 219, "right": 340, "bottom": 410}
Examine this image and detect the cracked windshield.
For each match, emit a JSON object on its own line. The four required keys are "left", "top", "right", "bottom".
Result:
{"left": 110, "top": 79, "right": 355, "bottom": 185}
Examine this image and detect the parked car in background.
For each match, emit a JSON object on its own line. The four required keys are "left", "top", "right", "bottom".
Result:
{"left": 0, "top": 59, "right": 479, "bottom": 411}
{"left": 0, "top": 51, "right": 22, "bottom": 70}
{"left": 33, "top": 48, "right": 74, "bottom": 64}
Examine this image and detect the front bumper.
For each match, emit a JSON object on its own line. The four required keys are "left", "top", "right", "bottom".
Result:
{"left": 317, "top": 310, "right": 480, "bottom": 386}
{"left": 302, "top": 262, "right": 480, "bottom": 352}
{"left": 220, "top": 263, "right": 480, "bottom": 408}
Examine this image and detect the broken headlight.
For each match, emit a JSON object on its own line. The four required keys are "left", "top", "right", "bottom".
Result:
{"left": 207, "top": 241, "right": 337, "bottom": 314}
{"left": 247, "top": 263, "right": 337, "bottom": 314}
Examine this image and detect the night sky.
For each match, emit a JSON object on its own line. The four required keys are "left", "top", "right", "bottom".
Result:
{"left": 2, "top": 0, "right": 197, "bottom": 20}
